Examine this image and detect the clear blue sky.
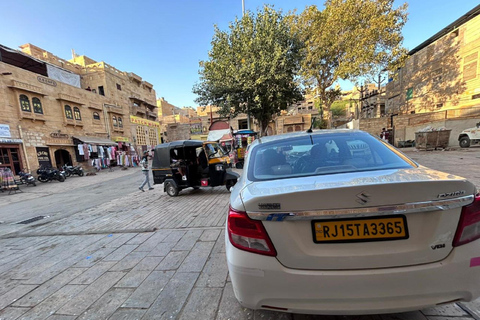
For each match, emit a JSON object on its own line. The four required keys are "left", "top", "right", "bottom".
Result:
{"left": 1, "top": 0, "right": 478, "bottom": 108}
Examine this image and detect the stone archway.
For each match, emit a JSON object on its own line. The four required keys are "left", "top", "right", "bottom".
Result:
{"left": 54, "top": 149, "right": 72, "bottom": 168}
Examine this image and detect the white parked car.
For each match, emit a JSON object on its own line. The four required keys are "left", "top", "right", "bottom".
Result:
{"left": 226, "top": 129, "right": 480, "bottom": 315}
{"left": 459, "top": 123, "right": 480, "bottom": 148}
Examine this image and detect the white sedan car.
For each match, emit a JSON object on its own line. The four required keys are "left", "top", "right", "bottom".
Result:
{"left": 226, "top": 129, "right": 480, "bottom": 315}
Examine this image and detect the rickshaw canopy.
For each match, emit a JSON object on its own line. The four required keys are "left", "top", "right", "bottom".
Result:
{"left": 152, "top": 140, "right": 204, "bottom": 168}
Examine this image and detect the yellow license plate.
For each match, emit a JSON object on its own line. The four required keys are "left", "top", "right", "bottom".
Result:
{"left": 312, "top": 215, "right": 408, "bottom": 243}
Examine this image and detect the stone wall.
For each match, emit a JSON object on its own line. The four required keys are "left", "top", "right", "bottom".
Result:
{"left": 358, "top": 117, "right": 389, "bottom": 137}
{"left": 360, "top": 105, "right": 480, "bottom": 147}
{"left": 165, "top": 123, "right": 190, "bottom": 142}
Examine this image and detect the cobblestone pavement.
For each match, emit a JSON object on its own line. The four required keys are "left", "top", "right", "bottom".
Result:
{"left": 1, "top": 148, "right": 480, "bottom": 320}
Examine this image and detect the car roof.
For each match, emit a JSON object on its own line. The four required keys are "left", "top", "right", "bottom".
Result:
{"left": 256, "top": 129, "right": 366, "bottom": 145}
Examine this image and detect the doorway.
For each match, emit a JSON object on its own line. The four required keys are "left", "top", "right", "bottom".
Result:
{"left": 54, "top": 149, "right": 72, "bottom": 168}
{"left": 0, "top": 145, "right": 22, "bottom": 174}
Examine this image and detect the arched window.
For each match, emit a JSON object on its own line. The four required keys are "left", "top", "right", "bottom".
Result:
{"left": 64, "top": 105, "right": 73, "bottom": 119}
{"left": 93, "top": 112, "right": 100, "bottom": 120}
{"left": 73, "top": 107, "right": 81, "bottom": 120}
{"left": 20, "top": 95, "right": 31, "bottom": 112}
{"left": 118, "top": 117, "right": 123, "bottom": 128}
{"left": 32, "top": 97, "right": 43, "bottom": 114}
{"left": 112, "top": 116, "right": 118, "bottom": 127}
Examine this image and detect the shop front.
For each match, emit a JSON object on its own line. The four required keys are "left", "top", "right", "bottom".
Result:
{"left": 0, "top": 125, "right": 24, "bottom": 175}
{"left": 0, "top": 140, "right": 23, "bottom": 175}
{"left": 46, "top": 132, "right": 76, "bottom": 169}
{"left": 130, "top": 115, "right": 160, "bottom": 153}
{"left": 73, "top": 136, "right": 140, "bottom": 170}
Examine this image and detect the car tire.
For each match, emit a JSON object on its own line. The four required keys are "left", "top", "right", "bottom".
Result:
{"left": 165, "top": 181, "right": 179, "bottom": 197}
{"left": 459, "top": 136, "right": 471, "bottom": 148}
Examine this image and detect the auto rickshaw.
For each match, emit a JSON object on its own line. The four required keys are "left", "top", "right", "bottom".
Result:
{"left": 152, "top": 140, "right": 240, "bottom": 197}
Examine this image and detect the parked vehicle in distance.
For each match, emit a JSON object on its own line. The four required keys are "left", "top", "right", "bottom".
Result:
{"left": 17, "top": 170, "right": 36, "bottom": 186}
{"left": 62, "top": 164, "right": 84, "bottom": 177}
{"left": 37, "top": 166, "right": 66, "bottom": 183}
{"left": 226, "top": 129, "right": 480, "bottom": 315}
{"left": 152, "top": 140, "right": 239, "bottom": 197}
{"left": 458, "top": 122, "right": 480, "bottom": 147}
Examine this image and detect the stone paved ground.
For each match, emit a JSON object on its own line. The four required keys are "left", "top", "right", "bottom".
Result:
{"left": 1, "top": 147, "right": 480, "bottom": 320}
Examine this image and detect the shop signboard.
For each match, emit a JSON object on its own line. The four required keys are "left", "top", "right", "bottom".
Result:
{"left": 190, "top": 122, "right": 203, "bottom": 135}
{"left": 130, "top": 115, "right": 160, "bottom": 128}
{"left": 0, "top": 124, "right": 11, "bottom": 138}
{"left": 36, "top": 147, "right": 52, "bottom": 168}
{"left": 114, "top": 136, "right": 130, "bottom": 142}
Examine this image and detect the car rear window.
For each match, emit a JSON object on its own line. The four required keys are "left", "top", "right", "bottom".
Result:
{"left": 248, "top": 132, "right": 416, "bottom": 181}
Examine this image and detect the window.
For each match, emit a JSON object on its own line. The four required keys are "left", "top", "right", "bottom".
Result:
{"left": 406, "top": 87, "right": 413, "bottom": 100}
{"left": 432, "top": 68, "right": 442, "bottom": 83}
{"left": 436, "top": 103, "right": 444, "bottom": 108}
{"left": 249, "top": 133, "right": 414, "bottom": 181}
{"left": 463, "top": 52, "right": 478, "bottom": 81}
{"left": 116, "top": 83, "right": 122, "bottom": 91}
{"left": 93, "top": 112, "right": 100, "bottom": 120}
{"left": 74, "top": 107, "right": 81, "bottom": 120}
{"left": 64, "top": 105, "right": 73, "bottom": 119}
{"left": 98, "top": 86, "right": 105, "bottom": 96}
{"left": 20, "top": 95, "right": 31, "bottom": 112}
{"left": 136, "top": 126, "right": 147, "bottom": 145}
{"left": 238, "top": 119, "right": 248, "bottom": 129}
{"left": 32, "top": 97, "right": 43, "bottom": 114}
{"left": 472, "top": 94, "right": 480, "bottom": 100}
{"left": 118, "top": 117, "right": 123, "bottom": 128}
{"left": 112, "top": 116, "right": 118, "bottom": 127}
{"left": 149, "top": 128, "right": 158, "bottom": 146}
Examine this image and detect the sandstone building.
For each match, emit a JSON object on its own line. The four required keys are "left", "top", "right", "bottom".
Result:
{"left": 0, "top": 44, "right": 159, "bottom": 174}
{"left": 386, "top": 4, "right": 480, "bottom": 115}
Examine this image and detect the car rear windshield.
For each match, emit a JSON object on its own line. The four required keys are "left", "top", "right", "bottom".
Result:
{"left": 248, "top": 132, "right": 416, "bottom": 181}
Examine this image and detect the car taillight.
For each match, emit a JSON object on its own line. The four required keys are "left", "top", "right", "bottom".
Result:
{"left": 227, "top": 206, "right": 277, "bottom": 256}
{"left": 453, "top": 195, "right": 480, "bottom": 247}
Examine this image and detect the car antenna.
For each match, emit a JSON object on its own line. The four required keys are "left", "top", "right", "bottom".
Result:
{"left": 306, "top": 117, "right": 316, "bottom": 133}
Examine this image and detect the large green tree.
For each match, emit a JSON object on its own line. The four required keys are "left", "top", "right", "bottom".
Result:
{"left": 193, "top": 6, "right": 303, "bottom": 135}
{"left": 295, "top": 0, "right": 408, "bottom": 127}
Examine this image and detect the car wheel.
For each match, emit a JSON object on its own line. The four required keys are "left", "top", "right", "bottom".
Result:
{"left": 165, "top": 181, "right": 179, "bottom": 197}
{"left": 459, "top": 136, "right": 471, "bottom": 148}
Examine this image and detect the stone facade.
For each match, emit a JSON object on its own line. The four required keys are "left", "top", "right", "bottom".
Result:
{"left": 386, "top": 6, "right": 480, "bottom": 115}
{"left": 0, "top": 43, "right": 160, "bottom": 173}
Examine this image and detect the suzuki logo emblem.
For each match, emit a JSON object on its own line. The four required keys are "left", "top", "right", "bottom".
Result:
{"left": 356, "top": 192, "right": 370, "bottom": 205}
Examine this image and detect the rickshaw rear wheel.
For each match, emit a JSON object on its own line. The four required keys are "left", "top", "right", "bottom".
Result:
{"left": 165, "top": 181, "right": 179, "bottom": 197}
{"left": 226, "top": 180, "right": 236, "bottom": 192}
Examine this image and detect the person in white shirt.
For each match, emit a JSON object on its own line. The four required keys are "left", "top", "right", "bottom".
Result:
{"left": 139, "top": 151, "right": 154, "bottom": 192}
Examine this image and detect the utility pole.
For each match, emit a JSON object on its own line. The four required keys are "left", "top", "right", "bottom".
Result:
{"left": 243, "top": 0, "right": 251, "bottom": 130}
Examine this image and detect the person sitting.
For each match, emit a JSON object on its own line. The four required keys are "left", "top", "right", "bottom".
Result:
{"left": 197, "top": 149, "right": 209, "bottom": 176}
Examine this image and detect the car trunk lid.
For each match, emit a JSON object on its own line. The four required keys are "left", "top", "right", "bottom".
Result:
{"left": 240, "top": 167, "right": 475, "bottom": 270}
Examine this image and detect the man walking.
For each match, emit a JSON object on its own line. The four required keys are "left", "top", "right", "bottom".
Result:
{"left": 139, "top": 151, "right": 154, "bottom": 192}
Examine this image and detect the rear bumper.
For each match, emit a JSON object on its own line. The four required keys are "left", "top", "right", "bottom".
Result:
{"left": 226, "top": 235, "right": 480, "bottom": 315}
